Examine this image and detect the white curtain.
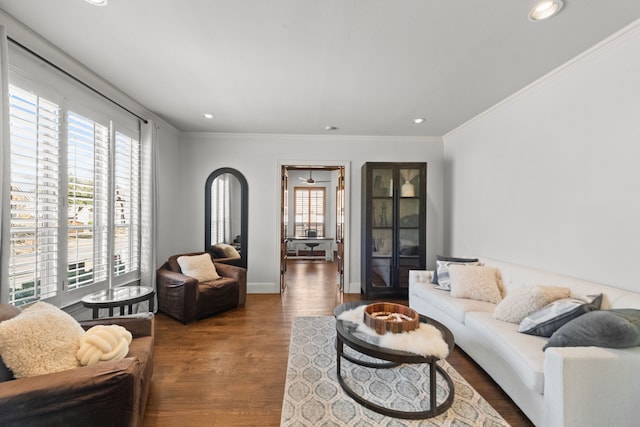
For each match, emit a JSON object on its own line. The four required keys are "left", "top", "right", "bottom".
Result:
{"left": 0, "top": 26, "right": 10, "bottom": 303}
{"left": 140, "top": 120, "right": 158, "bottom": 300}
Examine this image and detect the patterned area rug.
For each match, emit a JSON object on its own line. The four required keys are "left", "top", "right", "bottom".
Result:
{"left": 281, "top": 316, "right": 510, "bottom": 427}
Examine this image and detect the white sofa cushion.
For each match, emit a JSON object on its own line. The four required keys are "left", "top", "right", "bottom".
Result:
{"left": 465, "top": 311, "right": 547, "bottom": 394}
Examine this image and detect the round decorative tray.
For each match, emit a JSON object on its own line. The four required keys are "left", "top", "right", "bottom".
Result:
{"left": 363, "top": 302, "right": 420, "bottom": 334}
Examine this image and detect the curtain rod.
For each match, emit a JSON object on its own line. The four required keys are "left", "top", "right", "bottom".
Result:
{"left": 8, "top": 37, "right": 148, "bottom": 124}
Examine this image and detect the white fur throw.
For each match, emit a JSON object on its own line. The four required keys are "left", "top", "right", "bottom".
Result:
{"left": 493, "top": 285, "right": 571, "bottom": 324}
{"left": 448, "top": 265, "right": 503, "bottom": 304}
{"left": 177, "top": 253, "right": 220, "bottom": 281}
{"left": 337, "top": 305, "right": 449, "bottom": 359}
{"left": 0, "top": 302, "right": 85, "bottom": 378}
{"left": 76, "top": 324, "right": 133, "bottom": 366}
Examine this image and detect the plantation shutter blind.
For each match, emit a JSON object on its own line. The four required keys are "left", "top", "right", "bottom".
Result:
{"left": 309, "top": 189, "right": 324, "bottom": 235}
{"left": 7, "top": 85, "right": 60, "bottom": 304}
{"left": 114, "top": 131, "right": 141, "bottom": 278}
{"left": 211, "top": 175, "right": 230, "bottom": 244}
{"left": 66, "top": 110, "right": 110, "bottom": 290}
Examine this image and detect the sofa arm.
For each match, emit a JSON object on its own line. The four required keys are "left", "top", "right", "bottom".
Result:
{"left": 214, "top": 263, "right": 247, "bottom": 306}
{"left": 544, "top": 346, "right": 640, "bottom": 427}
{"left": 80, "top": 313, "right": 154, "bottom": 338}
{"left": 0, "top": 357, "right": 143, "bottom": 427}
{"left": 156, "top": 268, "right": 198, "bottom": 323}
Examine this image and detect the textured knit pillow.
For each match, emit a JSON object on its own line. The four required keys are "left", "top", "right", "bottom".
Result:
{"left": 493, "top": 285, "right": 571, "bottom": 324}
{"left": 434, "top": 258, "right": 481, "bottom": 290}
{"left": 177, "top": 253, "right": 220, "bottom": 281}
{"left": 0, "top": 302, "right": 84, "bottom": 378}
{"left": 544, "top": 309, "right": 640, "bottom": 350}
{"left": 448, "top": 265, "right": 502, "bottom": 304}
{"left": 519, "top": 293, "right": 603, "bottom": 337}
{"left": 76, "top": 324, "right": 132, "bottom": 366}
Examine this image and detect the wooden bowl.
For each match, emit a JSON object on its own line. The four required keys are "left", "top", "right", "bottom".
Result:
{"left": 363, "top": 302, "right": 420, "bottom": 334}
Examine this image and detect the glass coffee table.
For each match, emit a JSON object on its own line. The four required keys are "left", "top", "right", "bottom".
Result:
{"left": 82, "top": 286, "right": 155, "bottom": 319}
{"left": 334, "top": 301, "right": 455, "bottom": 419}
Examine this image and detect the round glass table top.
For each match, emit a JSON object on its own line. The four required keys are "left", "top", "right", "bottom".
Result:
{"left": 82, "top": 286, "right": 154, "bottom": 305}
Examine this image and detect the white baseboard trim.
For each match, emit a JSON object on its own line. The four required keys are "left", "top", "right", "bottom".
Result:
{"left": 345, "top": 282, "right": 361, "bottom": 294}
{"left": 248, "top": 282, "right": 278, "bottom": 294}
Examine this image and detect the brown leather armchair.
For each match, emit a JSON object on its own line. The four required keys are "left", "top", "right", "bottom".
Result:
{"left": 156, "top": 252, "right": 247, "bottom": 323}
{"left": 0, "top": 310, "right": 154, "bottom": 427}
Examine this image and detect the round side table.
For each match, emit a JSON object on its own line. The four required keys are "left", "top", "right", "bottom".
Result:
{"left": 82, "top": 286, "right": 155, "bottom": 319}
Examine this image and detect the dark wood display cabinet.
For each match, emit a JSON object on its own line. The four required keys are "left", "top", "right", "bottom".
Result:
{"left": 361, "top": 162, "right": 426, "bottom": 298}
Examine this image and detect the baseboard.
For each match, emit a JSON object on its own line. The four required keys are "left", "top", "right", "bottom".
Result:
{"left": 344, "top": 282, "right": 361, "bottom": 294}
{"left": 248, "top": 282, "right": 278, "bottom": 293}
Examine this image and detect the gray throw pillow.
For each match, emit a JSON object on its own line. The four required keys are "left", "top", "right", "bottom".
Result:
{"left": 519, "top": 293, "right": 602, "bottom": 337}
{"left": 432, "top": 255, "right": 479, "bottom": 285}
{"left": 544, "top": 309, "right": 640, "bottom": 350}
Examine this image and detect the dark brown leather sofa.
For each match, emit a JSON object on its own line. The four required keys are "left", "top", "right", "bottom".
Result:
{"left": 0, "top": 309, "right": 154, "bottom": 427}
{"left": 156, "top": 252, "right": 247, "bottom": 323}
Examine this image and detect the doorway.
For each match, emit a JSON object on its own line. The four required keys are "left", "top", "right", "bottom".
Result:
{"left": 278, "top": 162, "right": 349, "bottom": 296}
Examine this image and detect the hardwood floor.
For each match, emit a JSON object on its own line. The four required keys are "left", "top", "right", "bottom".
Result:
{"left": 142, "top": 260, "right": 533, "bottom": 426}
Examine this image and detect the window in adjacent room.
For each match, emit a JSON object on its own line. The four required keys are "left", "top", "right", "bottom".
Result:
{"left": 294, "top": 187, "right": 325, "bottom": 237}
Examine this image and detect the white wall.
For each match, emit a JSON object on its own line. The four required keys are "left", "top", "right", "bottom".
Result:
{"left": 176, "top": 133, "right": 444, "bottom": 293}
{"left": 443, "top": 20, "right": 640, "bottom": 292}
{"left": 155, "top": 122, "right": 181, "bottom": 265}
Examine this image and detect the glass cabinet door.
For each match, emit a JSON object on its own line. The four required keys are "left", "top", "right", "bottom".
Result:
{"left": 397, "top": 168, "right": 422, "bottom": 288}
{"left": 369, "top": 167, "right": 394, "bottom": 289}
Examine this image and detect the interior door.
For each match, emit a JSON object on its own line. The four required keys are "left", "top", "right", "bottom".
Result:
{"left": 336, "top": 167, "right": 345, "bottom": 292}
{"left": 280, "top": 166, "right": 288, "bottom": 293}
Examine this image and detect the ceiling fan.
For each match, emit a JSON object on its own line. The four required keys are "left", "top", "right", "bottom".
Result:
{"left": 299, "top": 170, "right": 330, "bottom": 185}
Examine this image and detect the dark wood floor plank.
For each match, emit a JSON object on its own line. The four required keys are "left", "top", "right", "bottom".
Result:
{"left": 143, "top": 260, "right": 533, "bottom": 426}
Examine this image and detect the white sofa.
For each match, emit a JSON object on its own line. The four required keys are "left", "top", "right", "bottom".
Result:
{"left": 408, "top": 256, "right": 640, "bottom": 427}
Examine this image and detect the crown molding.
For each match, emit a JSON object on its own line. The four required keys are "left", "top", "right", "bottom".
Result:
{"left": 180, "top": 131, "right": 442, "bottom": 144}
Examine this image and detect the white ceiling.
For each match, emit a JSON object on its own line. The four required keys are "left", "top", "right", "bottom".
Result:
{"left": 1, "top": 0, "right": 639, "bottom": 136}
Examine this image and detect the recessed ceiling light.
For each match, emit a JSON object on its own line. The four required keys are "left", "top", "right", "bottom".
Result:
{"left": 203, "top": 113, "right": 214, "bottom": 119}
{"left": 413, "top": 118, "right": 426, "bottom": 124}
{"left": 85, "top": 0, "right": 108, "bottom": 6}
{"left": 528, "top": 0, "right": 563, "bottom": 21}
{"left": 325, "top": 126, "right": 338, "bottom": 131}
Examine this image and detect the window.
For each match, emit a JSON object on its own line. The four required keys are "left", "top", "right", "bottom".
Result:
{"left": 294, "top": 187, "right": 325, "bottom": 237}
{"left": 210, "top": 173, "right": 230, "bottom": 245}
{"left": 6, "top": 48, "right": 141, "bottom": 307}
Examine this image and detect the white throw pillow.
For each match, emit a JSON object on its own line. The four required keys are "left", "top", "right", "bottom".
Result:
{"left": 434, "top": 259, "right": 481, "bottom": 290}
{"left": 177, "top": 253, "right": 220, "bottom": 281}
{"left": 0, "top": 301, "right": 85, "bottom": 378}
{"left": 493, "top": 285, "right": 571, "bottom": 324}
{"left": 448, "top": 265, "right": 502, "bottom": 304}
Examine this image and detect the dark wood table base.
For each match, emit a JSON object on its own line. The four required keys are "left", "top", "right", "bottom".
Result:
{"left": 334, "top": 301, "right": 455, "bottom": 419}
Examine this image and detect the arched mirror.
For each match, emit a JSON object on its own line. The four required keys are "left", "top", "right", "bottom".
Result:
{"left": 205, "top": 168, "right": 248, "bottom": 269}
